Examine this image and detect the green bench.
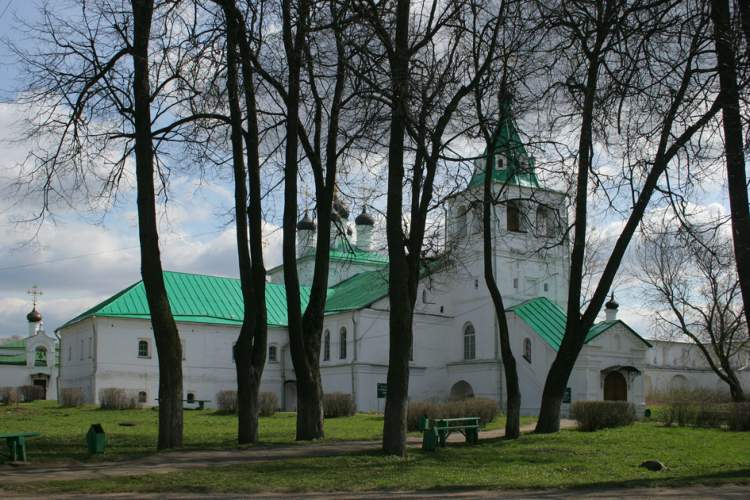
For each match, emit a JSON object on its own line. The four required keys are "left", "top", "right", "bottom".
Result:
{"left": 418, "top": 416, "right": 480, "bottom": 451}
{"left": 0, "top": 432, "right": 41, "bottom": 462}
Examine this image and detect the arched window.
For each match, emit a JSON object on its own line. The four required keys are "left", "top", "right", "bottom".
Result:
{"left": 138, "top": 340, "right": 149, "bottom": 358}
{"left": 138, "top": 391, "right": 147, "bottom": 403}
{"left": 34, "top": 346, "right": 48, "bottom": 367}
{"left": 339, "top": 327, "right": 347, "bottom": 360}
{"left": 507, "top": 200, "right": 522, "bottom": 232}
{"left": 268, "top": 345, "right": 278, "bottom": 363}
{"left": 323, "top": 330, "right": 330, "bottom": 361}
{"left": 523, "top": 338, "right": 532, "bottom": 363}
{"left": 186, "top": 392, "right": 195, "bottom": 403}
{"left": 463, "top": 323, "right": 476, "bottom": 360}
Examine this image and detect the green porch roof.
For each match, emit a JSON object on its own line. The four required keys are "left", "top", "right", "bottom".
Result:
{"left": 61, "top": 270, "right": 387, "bottom": 331}
{"left": 507, "top": 297, "right": 651, "bottom": 350}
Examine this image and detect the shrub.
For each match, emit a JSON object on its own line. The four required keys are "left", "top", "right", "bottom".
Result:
{"left": 99, "top": 388, "right": 141, "bottom": 410}
{"left": 215, "top": 390, "right": 237, "bottom": 413}
{"left": 647, "top": 387, "right": 731, "bottom": 405}
{"left": 323, "top": 392, "right": 357, "bottom": 418}
{"left": 0, "top": 387, "right": 19, "bottom": 405}
{"left": 258, "top": 392, "right": 278, "bottom": 417}
{"left": 571, "top": 401, "right": 636, "bottom": 431}
{"left": 660, "top": 401, "right": 729, "bottom": 428}
{"left": 406, "top": 398, "right": 498, "bottom": 431}
{"left": 728, "top": 402, "right": 750, "bottom": 431}
{"left": 18, "top": 385, "right": 45, "bottom": 402}
{"left": 60, "top": 388, "right": 85, "bottom": 407}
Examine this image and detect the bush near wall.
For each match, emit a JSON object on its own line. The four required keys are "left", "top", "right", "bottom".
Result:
{"left": 215, "top": 390, "right": 277, "bottom": 416}
{"left": 215, "top": 390, "right": 237, "bottom": 413}
{"left": 728, "top": 402, "right": 750, "bottom": 431}
{"left": 0, "top": 387, "right": 19, "bottom": 405}
{"left": 60, "top": 388, "right": 85, "bottom": 407}
{"left": 18, "top": 385, "right": 45, "bottom": 402}
{"left": 259, "top": 392, "right": 278, "bottom": 417}
{"left": 571, "top": 401, "right": 636, "bottom": 431}
{"left": 323, "top": 392, "right": 357, "bottom": 418}
{"left": 99, "top": 388, "right": 141, "bottom": 410}
{"left": 407, "top": 398, "right": 498, "bottom": 431}
{"left": 647, "top": 387, "right": 731, "bottom": 405}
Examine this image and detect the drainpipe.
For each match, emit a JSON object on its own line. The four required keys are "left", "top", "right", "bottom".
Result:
{"left": 351, "top": 312, "right": 358, "bottom": 408}
{"left": 91, "top": 318, "right": 98, "bottom": 405}
{"left": 53, "top": 328, "right": 62, "bottom": 403}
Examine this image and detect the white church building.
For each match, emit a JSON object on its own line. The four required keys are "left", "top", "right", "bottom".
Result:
{"left": 56, "top": 112, "right": 654, "bottom": 415}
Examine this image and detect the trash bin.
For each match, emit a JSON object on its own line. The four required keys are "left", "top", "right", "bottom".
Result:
{"left": 86, "top": 424, "right": 106, "bottom": 454}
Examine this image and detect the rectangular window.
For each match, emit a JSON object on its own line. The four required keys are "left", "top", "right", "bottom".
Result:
{"left": 507, "top": 201, "right": 521, "bottom": 232}
{"left": 138, "top": 339, "right": 149, "bottom": 358}
{"left": 268, "top": 345, "right": 278, "bottom": 362}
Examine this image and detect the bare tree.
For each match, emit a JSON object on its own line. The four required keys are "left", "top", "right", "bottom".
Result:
{"left": 638, "top": 221, "right": 748, "bottom": 401}
{"left": 11, "top": 0, "right": 196, "bottom": 449}
{"left": 213, "top": 0, "right": 269, "bottom": 443}
{"left": 534, "top": 0, "right": 722, "bottom": 433}
{"left": 709, "top": 0, "right": 750, "bottom": 339}
{"left": 353, "top": 0, "right": 503, "bottom": 455}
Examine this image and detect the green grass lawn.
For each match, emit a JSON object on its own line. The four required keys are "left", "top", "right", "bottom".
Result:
{"left": 3, "top": 421, "right": 749, "bottom": 495}
{"left": 0, "top": 401, "right": 532, "bottom": 463}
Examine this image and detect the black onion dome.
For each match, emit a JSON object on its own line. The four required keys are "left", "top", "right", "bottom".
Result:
{"left": 605, "top": 293, "right": 619, "bottom": 310}
{"left": 296, "top": 212, "right": 316, "bottom": 231}
{"left": 355, "top": 206, "right": 375, "bottom": 226}
{"left": 27, "top": 307, "right": 42, "bottom": 323}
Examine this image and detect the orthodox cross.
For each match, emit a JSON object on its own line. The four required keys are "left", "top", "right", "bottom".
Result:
{"left": 27, "top": 285, "right": 43, "bottom": 307}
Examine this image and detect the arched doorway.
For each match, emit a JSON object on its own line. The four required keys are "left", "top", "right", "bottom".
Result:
{"left": 449, "top": 380, "right": 475, "bottom": 400}
{"left": 669, "top": 374, "right": 688, "bottom": 391}
{"left": 283, "top": 381, "right": 297, "bottom": 411}
{"left": 603, "top": 371, "right": 627, "bottom": 401}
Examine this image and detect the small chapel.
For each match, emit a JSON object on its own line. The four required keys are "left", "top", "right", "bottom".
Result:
{"left": 0, "top": 290, "right": 59, "bottom": 400}
{"left": 56, "top": 110, "right": 652, "bottom": 414}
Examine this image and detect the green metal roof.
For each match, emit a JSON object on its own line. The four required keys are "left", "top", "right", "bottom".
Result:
{"left": 61, "top": 271, "right": 312, "bottom": 329}
{"left": 468, "top": 105, "right": 541, "bottom": 189}
{"left": 268, "top": 247, "right": 388, "bottom": 275}
{"left": 507, "top": 297, "right": 651, "bottom": 350}
{"left": 0, "top": 337, "right": 61, "bottom": 366}
{"left": 326, "top": 269, "right": 389, "bottom": 313}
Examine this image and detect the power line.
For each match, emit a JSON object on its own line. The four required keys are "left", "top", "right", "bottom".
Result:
{"left": 0, "top": 228, "right": 226, "bottom": 273}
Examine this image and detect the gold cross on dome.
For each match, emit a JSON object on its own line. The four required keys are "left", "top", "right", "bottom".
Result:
{"left": 27, "top": 285, "right": 43, "bottom": 307}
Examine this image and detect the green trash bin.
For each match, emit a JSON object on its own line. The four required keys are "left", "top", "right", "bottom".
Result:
{"left": 86, "top": 424, "right": 106, "bottom": 454}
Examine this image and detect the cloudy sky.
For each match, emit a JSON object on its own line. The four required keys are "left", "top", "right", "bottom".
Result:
{"left": 0, "top": 1, "right": 732, "bottom": 341}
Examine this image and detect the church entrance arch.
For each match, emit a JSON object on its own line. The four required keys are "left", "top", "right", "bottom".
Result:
{"left": 449, "top": 380, "right": 475, "bottom": 400}
{"left": 603, "top": 371, "right": 627, "bottom": 401}
{"left": 283, "top": 381, "right": 297, "bottom": 411}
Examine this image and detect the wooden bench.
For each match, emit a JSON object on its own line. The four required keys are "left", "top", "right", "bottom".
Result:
{"left": 418, "top": 417, "right": 480, "bottom": 451}
{"left": 155, "top": 398, "right": 211, "bottom": 410}
{"left": 0, "top": 432, "right": 41, "bottom": 462}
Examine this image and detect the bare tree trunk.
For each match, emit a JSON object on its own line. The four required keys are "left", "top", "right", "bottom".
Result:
{"left": 482, "top": 138, "right": 521, "bottom": 439}
{"left": 382, "top": 0, "right": 412, "bottom": 457}
{"left": 131, "top": 0, "right": 183, "bottom": 450}
{"left": 710, "top": 0, "right": 750, "bottom": 338}
{"left": 220, "top": 1, "right": 266, "bottom": 444}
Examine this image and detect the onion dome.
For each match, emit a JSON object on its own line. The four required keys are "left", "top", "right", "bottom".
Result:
{"left": 333, "top": 196, "right": 350, "bottom": 220}
{"left": 605, "top": 293, "right": 619, "bottom": 310}
{"left": 296, "top": 212, "right": 316, "bottom": 231}
{"left": 355, "top": 206, "right": 375, "bottom": 226}
{"left": 26, "top": 307, "right": 42, "bottom": 323}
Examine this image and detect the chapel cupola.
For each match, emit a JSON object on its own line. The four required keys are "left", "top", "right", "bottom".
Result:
{"left": 296, "top": 211, "right": 316, "bottom": 258}
{"left": 26, "top": 285, "right": 43, "bottom": 336}
{"left": 605, "top": 293, "right": 619, "bottom": 321}
{"left": 355, "top": 206, "right": 375, "bottom": 251}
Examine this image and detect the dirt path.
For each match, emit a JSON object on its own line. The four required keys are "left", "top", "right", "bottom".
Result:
{"left": 3, "top": 484, "right": 749, "bottom": 499}
{"left": 0, "top": 421, "right": 575, "bottom": 484}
